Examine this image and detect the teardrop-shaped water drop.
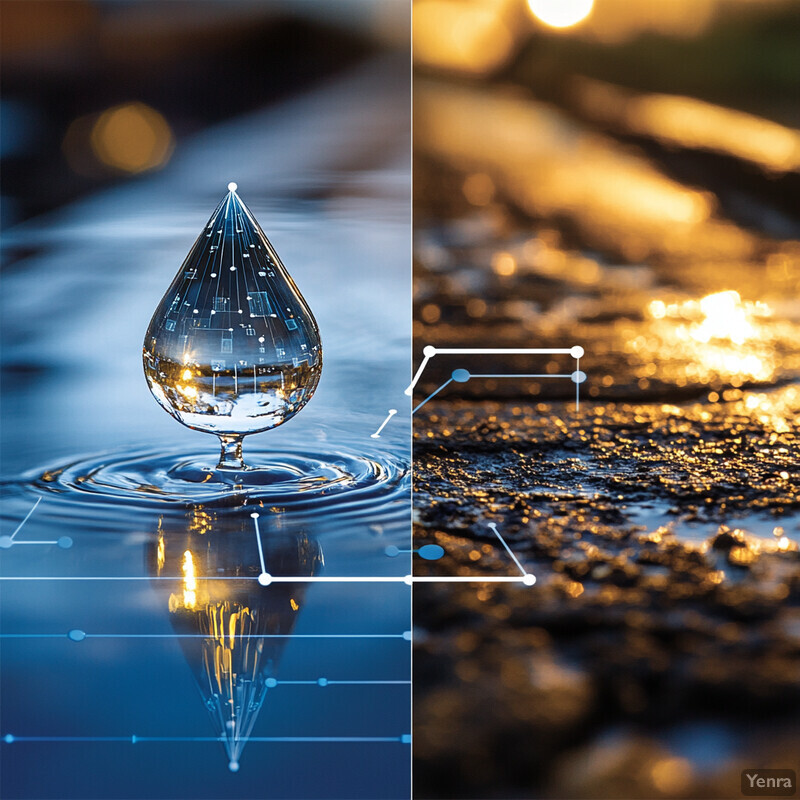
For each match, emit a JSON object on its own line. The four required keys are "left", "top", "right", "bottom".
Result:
{"left": 143, "top": 184, "right": 322, "bottom": 469}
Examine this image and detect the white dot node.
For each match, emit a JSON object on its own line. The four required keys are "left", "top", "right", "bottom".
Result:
{"left": 258, "top": 572, "right": 272, "bottom": 586}
{"left": 250, "top": 512, "right": 260, "bottom": 519}
{"left": 228, "top": 760, "right": 240, "bottom": 772}
{"left": 570, "top": 345, "right": 584, "bottom": 359}
{"left": 403, "top": 575, "right": 414, "bottom": 586}
{"left": 227, "top": 182, "right": 238, "bottom": 192}
{"left": 423, "top": 345, "right": 436, "bottom": 357}
{"left": 522, "top": 573, "right": 536, "bottom": 586}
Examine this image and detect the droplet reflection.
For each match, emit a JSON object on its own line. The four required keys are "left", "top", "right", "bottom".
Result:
{"left": 149, "top": 509, "right": 323, "bottom": 769}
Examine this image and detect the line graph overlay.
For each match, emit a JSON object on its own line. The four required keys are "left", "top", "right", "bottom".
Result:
{"left": 0, "top": 498, "right": 74, "bottom": 551}
{"left": 405, "top": 346, "right": 583, "bottom": 395}
{"left": 405, "top": 345, "right": 586, "bottom": 413}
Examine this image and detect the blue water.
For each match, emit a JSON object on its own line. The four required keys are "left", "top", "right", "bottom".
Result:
{"left": 0, "top": 56, "right": 412, "bottom": 800}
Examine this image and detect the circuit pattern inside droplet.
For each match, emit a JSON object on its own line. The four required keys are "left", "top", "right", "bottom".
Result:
{"left": 143, "top": 187, "right": 322, "bottom": 435}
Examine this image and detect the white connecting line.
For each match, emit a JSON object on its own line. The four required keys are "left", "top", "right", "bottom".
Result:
{"left": 487, "top": 522, "right": 535, "bottom": 585}
{"left": 404, "top": 346, "right": 583, "bottom": 396}
{"left": 370, "top": 409, "right": 397, "bottom": 438}
{"left": 372, "top": 344, "right": 585, "bottom": 438}
{"left": 235, "top": 520, "right": 533, "bottom": 587}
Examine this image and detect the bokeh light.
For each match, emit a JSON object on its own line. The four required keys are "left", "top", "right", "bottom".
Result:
{"left": 90, "top": 102, "right": 174, "bottom": 174}
{"left": 527, "top": 0, "right": 594, "bottom": 29}
{"left": 414, "top": 0, "right": 514, "bottom": 75}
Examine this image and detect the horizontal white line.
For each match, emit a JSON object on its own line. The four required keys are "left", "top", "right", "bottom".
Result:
{"left": 5, "top": 541, "right": 59, "bottom": 546}
{"left": 410, "top": 576, "right": 526, "bottom": 582}
{"left": 432, "top": 348, "right": 574, "bottom": 354}
{"left": 0, "top": 575, "right": 532, "bottom": 584}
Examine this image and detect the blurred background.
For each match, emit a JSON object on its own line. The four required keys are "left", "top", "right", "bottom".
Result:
{"left": 1, "top": 0, "right": 407, "bottom": 226}
{"left": 412, "top": 1, "right": 800, "bottom": 799}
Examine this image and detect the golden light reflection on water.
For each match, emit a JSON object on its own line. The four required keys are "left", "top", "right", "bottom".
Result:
{"left": 181, "top": 549, "right": 198, "bottom": 610}
{"left": 572, "top": 78, "right": 800, "bottom": 174}
{"left": 154, "top": 513, "right": 323, "bottom": 769}
{"left": 416, "top": 81, "right": 758, "bottom": 262}
{"left": 649, "top": 291, "right": 772, "bottom": 346}
{"left": 644, "top": 291, "right": 783, "bottom": 383}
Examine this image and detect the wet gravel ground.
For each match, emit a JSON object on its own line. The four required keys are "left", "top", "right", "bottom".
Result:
{"left": 412, "top": 146, "right": 800, "bottom": 796}
{"left": 414, "top": 395, "right": 800, "bottom": 799}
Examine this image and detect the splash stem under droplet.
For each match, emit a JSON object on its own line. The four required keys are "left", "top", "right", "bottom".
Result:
{"left": 217, "top": 434, "right": 245, "bottom": 471}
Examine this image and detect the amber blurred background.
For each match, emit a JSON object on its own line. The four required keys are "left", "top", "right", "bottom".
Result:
{"left": 412, "top": 2, "right": 800, "bottom": 799}
{"left": 412, "top": 0, "right": 800, "bottom": 401}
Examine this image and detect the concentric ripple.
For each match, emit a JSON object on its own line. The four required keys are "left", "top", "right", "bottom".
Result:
{"left": 16, "top": 444, "right": 409, "bottom": 517}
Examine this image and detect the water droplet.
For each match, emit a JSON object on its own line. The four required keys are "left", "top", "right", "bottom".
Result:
{"left": 143, "top": 186, "right": 322, "bottom": 470}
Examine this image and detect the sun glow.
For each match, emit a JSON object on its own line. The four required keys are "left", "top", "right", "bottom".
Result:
{"left": 528, "top": 0, "right": 594, "bottom": 29}
{"left": 694, "top": 290, "right": 756, "bottom": 344}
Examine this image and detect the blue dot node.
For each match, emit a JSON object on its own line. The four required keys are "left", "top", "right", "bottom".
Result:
{"left": 418, "top": 544, "right": 445, "bottom": 561}
{"left": 402, "top": 630, "right": 412, "bottom": 641}
{"left": 317, "top": 678, "right": 328, "bottom": 687}
{"left": 57, "top": 536, "right": 73, "bottom": 549}
{"left": 67, "top": 629, "right": 86, "bottom": 642}
{"left": 265, "top": 678, "right": 278, "bottom": 688}
{"left": 571, "top": 370, "right": 587, "bottom": 384}
{"left": 401, "top": 734, "right": 411, "bottom": 744}
{"left": 229, "top": 760, "right": 240, "bottom": 772}
{"left": 4, "top": 734, "right": 15, "bottom": 744}
{"left": 0, "top": 536, "right": 13, "bottom": 549}
{"left": 384, "top": 545, "right": 400, "bottom": 558}
{"left": 451, "top": 369, "right": 470, "bottom": 383}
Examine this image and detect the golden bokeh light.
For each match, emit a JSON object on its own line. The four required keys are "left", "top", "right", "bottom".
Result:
{"left": 90, "top": 102, "right": 174, "bottom": 174}
{"left": 527, "top": 0, "right": 594, "bottom": 29}
{"left": 643, "top": 291, "right": 784, "bottom": 384}
{"left": 572, "top": 78, "right": 800, "bottom": 174}
{"left": 414, "top": 0, "right": 514, "bottom": 75}
{"left": 651, "top": 757, "right": 693, "bottom": 795}
{"left": 492, "top": 251, "right": 517, "bottom": 276}
{"left": 415, "top": 81, "right": 756, "bottom": 263}
{"left": 693, "top": 291, "right": 757, "bottom": 345}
